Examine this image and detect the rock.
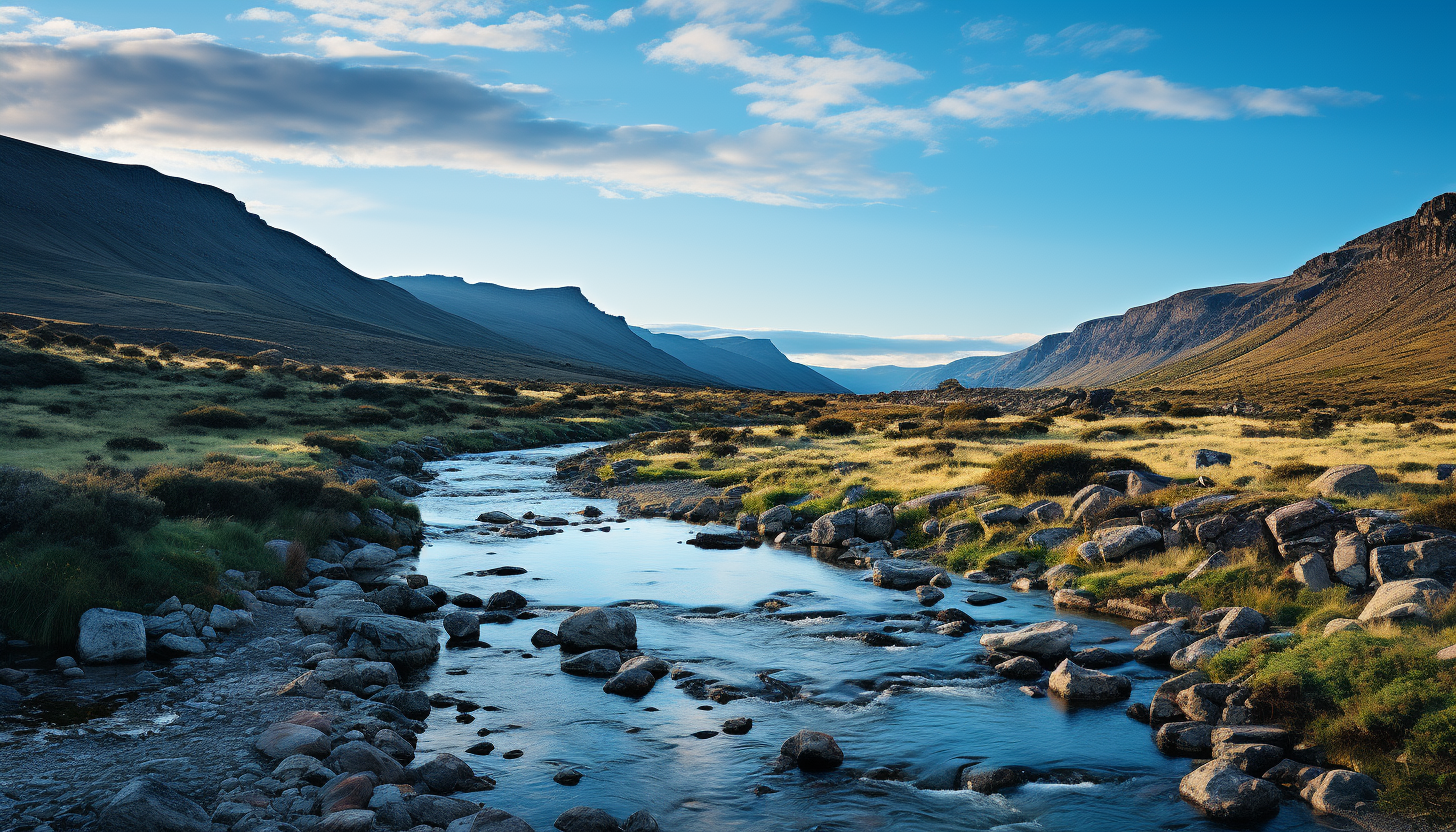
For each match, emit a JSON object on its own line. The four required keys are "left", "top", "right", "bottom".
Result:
{"left": 1157, "top": 721, "right": 1215, "bottom": 756}
{"left": 978, "top": 505, "right": 1027, "bottom": 525}
{"left": 1262, "top": 759, "right": 1326, "bottom": 790}
{"left": 296, "top": 597, "right": 382, "bottom": 635}
{"left": 318, "top": 809, "right": 376, "bottom": 832}
{"left": 485, "top": 590, "right": 528, "bottom": 611}
{"left": 1332, "top": 531, "right": 1369, "bottom": 587}
{"left": 1215, "top": 743, "right": 1284, "bottom": 777}
{"left": 1126, "top": 470, "right": 1173, "bottom": 496}
{"left": 964, "top": 591, "right": 1005, "bottom": 606}
{"left": 553, "top": 807, "right": 620, "bottom": 832}
{"left": 995, "top": 656, "right": 1043, "bottom": 681}
{"left": 1212, "top": 725, "right": 1294, "bottom": 751}
{"left": 622, "top": 810, "right": 659, "bottom": 832}
{"left": 409, "top": 795, "right": 482, "bottom": 827}
{"left": 1192, "top": 449, "right": 1233, "bottom": 469}
{"left": 327, "top": 741, "right": 406, "bottom": 784}
{"left": 553, "top": 768, "right": 582, "bottom": 785}
{"left": 312, "top": 658, "right": 400, "bottom": 695}
{"left": 1135, "top": 624, "right": 1195, "bottom": 664}
{"left": 723, "top": 717, "right": 753, "bottom": 735}
{"left": 256, "top": 721, "right": 331, "bottom": 759}
{"left": 854, "top": 503, "right": 895, "bottom": 541}
{"left": 1185, "top": 550, "right": 1231, "bottom": 581}
{"left": 156, "top": 632, "right": 206, "bottom": 657}
{"left": 1042, "top": 563, "right": 1084, "bottom": 589}
{"left": 1286, "top": 554, "right": 1335, "bottom": 591}
{"left": 941, "top": 520, "right": 980, "bottom": 547}
{"left": 448, "top": 808, "right": 538, "bottom": 832}
{"left": 319, "top": 772, "right": 377, "bottom": 814}
{"left": 1162, "top": 590, "right": 1198, "bottom": 615}
{"left": 1071, "top": 647, "right": 1127, "bottom": 669}
{"left": 1375, "top": 537, "right": 1456, "bottom": 586}
{"left": 960, "top": 765, "right": 1038, "bottom": 794}
{"left": 872, "top": 560, "right": 947, "bottom": 590}
{"left": 1171, "top": 636, "right": 1230, "bottom": 672}
{"left": 1359, "top": 578, "right": 1450, "bottom": 622}
{"left": 337, "top": 614, "right": 440, "bottom": 669}
{"left": 1070, "top": 484, "right": 1122, "bottom": 524}
{"left": 1024, "top": 500, "right": 1065, "bottom": 524}
{"left": 1048, "top": 660, "right": 1131, "bottom": 701}
{"left": 1093, "top": 525, "right": 1163, "bottom": 562}
{"left": 372, "top": 728, "right": 416, "bottom": 764}
{"left": 1310, "top": 464, "right": 1382, "bottom": 498}
{"left": 531, "top": 629, "right": 561, "bottom": 648}
{"left": 1028, "top": 527, "right": 1077, "bottom": 549}
{"left": 478, "top": 511, "right": 515, "bottom": 524}
{"left": 1217, "top": 607, "right": 1268, "bottom": 639}
{"left": 894, "top": 486, "right": 984, "bottom": 515}
{"left": 414, "top": 752, "right": 479, "bottom": 795}
{"left": 344, "top": 543, "right": 399, "bottom": 573}
{"left": 1304, "top": 769, "right": 1380, "bottom": 812}
{"left": 777, "top": 729, "right": 844, "bottom": 772}
{"left": 757, "top": 504, "right": 793, "bottom": 538}
{"left": 77, "top": 608, "right": 146, "bottom": 665}
{"left": 810, "top": 507, "right": 859, "bottom": 546}
{"left": 371, "top": 585, "right": 438, "bottom": 617}
{"left": 1266, "top": 499, "right": 1337, "bottom": 543}
{"left": 1179, "top": 760, "right": 1281, "bottom": 821}
{"left": 558, "top": 607, "right": 637, "bottom": 652}
{"left": 603, "top": 667, "right": 657, "bottom": 697}
{"left": 97, "top": 776, "right": 213, "bottom": 832}
{"left": 443, "top": 611, "right": 481, "bottom": 641}
{"left": 915, "top": 585, "right": 944, "bottom": 606}
{"left": 561, "top": 649, "right": 623, "bottom": 677}
{"left": 980, "top": 620, "right": 1077, "bottom": 660}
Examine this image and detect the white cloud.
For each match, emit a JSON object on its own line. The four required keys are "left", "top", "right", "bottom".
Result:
{"left": 639, "top": 0, "right": 803, "bottom": 21}
{"left": 0, "top": 32, "right": 915, "bottom": 206}
{"left": 606, "top": 8, "right": 634, "bottom": 27}
{"left": 481, "top": 81, "right": 549, "bottom": 94}
{"left": 0, "top": 5, "right": 34, "bottom": 25}
{"left": 1025, "top": 23, "right": 1158, "bottom": 57}
{"left": 646, "top": 24, "right": 922, "bottom": 124}
{"left": 643, "top": 323, "right": 1040, "bottom": 367}
{"left": 932, "top": 70, "right": 1378, "bottom": 125}
{"left": 961, "top": 16, "right": 1013, "bottom": 42}
{"left": 315, "top": 35, "right": 422, "bottom": 57}
{"left": 274, "top": 1, "right": 624, "bottom": 51}
{"left": 231, "top": 7, "right": 298, "bottom": 24}
{"left": 595, "top": 185, "right": 629, "bottom": 199}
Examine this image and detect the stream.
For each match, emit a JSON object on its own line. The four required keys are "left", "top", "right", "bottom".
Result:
{"left": 409, "top": 442, "right": 1341, "bottom": 832}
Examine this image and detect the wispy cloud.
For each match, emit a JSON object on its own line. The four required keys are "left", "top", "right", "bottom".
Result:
{"left": 642, "top": 323, "right": 1039, "bottom": 368}
{"left": 961, "top": 16, "right": 1014, "bottom": 43}
{"left": 274, "top": 0, "right": 632, "bottom": 52}
{"left": 312, "top": 35, "right": 422, "bottom": 58}
{"left": 1025, "top": 23, "right": 1157, "bottom": 57}
{"left": 230, "top": 7, "right": 297, "bottom": 24}
{"left": 0, "top": 25, "right": 915, "bottom": 206}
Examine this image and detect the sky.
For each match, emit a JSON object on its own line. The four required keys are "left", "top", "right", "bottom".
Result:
{"left": 0, "top": 1, "right": 1451, "bottom": 368}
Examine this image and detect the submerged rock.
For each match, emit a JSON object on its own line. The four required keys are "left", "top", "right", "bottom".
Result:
{"left": 1180, "top": 760, "right": 1281, "bottom": 821}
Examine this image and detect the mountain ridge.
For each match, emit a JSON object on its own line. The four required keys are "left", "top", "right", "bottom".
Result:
{"left": 630, "top": 327, "right": 851, "bottom": 394}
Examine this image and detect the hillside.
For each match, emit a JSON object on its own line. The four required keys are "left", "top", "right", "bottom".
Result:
{"left": 901, "top": 193, "right": 1456, "bottom": 394}
{"left": 0, "top": 135, "right": 682, "bottom": 385}
{"left": 810, "top": 364, "right": 924, "bottom": 395}
{"left": 630, "top": 328, "right": 850, "bottom": 394}
{"left": 385, "top": 275, "right": 719, "bottom": 387}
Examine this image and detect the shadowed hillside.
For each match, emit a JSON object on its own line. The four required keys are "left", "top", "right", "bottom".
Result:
{"left": 630, "top": 327, "right": 850, "bottom": 394}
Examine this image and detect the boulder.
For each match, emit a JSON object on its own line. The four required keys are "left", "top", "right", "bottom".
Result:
{"left": 413, "top": 752, "right": 479, "bottom": 795}
{"left": 980, "top": 620, "right": 1076, "bottom": 660}
{"left": 872, "top": 560, "right": 947, "bottom": 590}
{"left": 344, "top": 543, "right": 399, "bottom": 574}
{"left": 1192, "top": 449, "right": 1233, "bottom": 469}
{"left": 1215, "top": 743, "right": 1284, "bottom": 778}
{"left": 1185, "top": 550, "right": 1232, "bottom": 581}
{"left": 1042, "top": 563, "right": 1084, "bottom": 589}
{"left": 1286, "top": 554, "right": 1335, "bottom": 591}
{"left": 1359, "top": 578, "right": 1450, "bottom": 622}
{"left": 157, "top": 633, "right": 206, "bottom": 657}
{"left": 1304, "top": 769, "right": 1380, "bottom": 813}
{"left": 256, "top": 721, "right": 331, "bottom": 759}
{"left": 1179, "top": 760, "right": 1281, "bottom": 821}
{"left": 978, "top": 505, "right": 1026, "bottom": 526}
{"left": 1309, "top": 464, "right": 1382, "bottom": 498}
{"left": 1024, "top": 500, "right": 1065, "bottom": 524}
{"left": 915, "top": 585, "right": 944, "bottom": 606}
{"left": 1211, "top": 725, "right": 1294, "bottom": 751}
{"left": 311, "top": 658, "right": 400, "bottom": 695}
{"left": 336, "top": 615, "right": 440, "bottom": 669}
{"left": 319, "top": 773, "right": 377, "bottom": 814}
{"left": 854, "top": 504, "right": 894, "bottom": 541}
{"left": 97, "top": 777, "right": 213, "bottom": 832}
{"left": 894, "top": 487, "right": 984, "bottom": 515}
{"left": 558, "top": 607, "right": 637, "bottom": 652}
{"left": 777, "top": 729, "right": 844, "bottom": 772}
{"left": 995, "top": 656, "right": 1043, "bottom": 681}
{"left": 618, "top": 656, "right": 670, "bottom": 678}
{"left": 809, "top": 508, "right": 858, "bottom": 546}
{"left": 408, "top": 795, "right": 482, "bottom": 827}
{"left": 448, "top": 808, "right": 537, "bottom": 832}
{"left": 1135, "top": 625, "right": 1194, "bottom": 664}
{"left": 1170, "top": 636, "right": 1230, "bottom": 672}
{"left": 603, "top": 667, "right": 657, "bottom": 697}
{"left": 1332, "top": 532, "right": 1369, "bottom": 588}
{"left": 1157, "top": 721, "right": 1215, "bottom": 756}
{"left": 1266, "top": 500, "right": 1337, "bottom": 543}
{"left": 371, "top": 585, "right": 438, "bottom": 617}
{"left": 1324, "top": 618, "right": 1364, "bottom": 636}
{"left": 1048, "top": 659, "right": 1130, "bottom": 701}
{"left": 326, "top": 741, "right": 406, "bottom": 784}
{"left": 1217, "top": 607, "right": 1268, "bottom": 639}
{"left": 723, "top": 717, "right": 753, "bottom": 735}
{"left": 296, "top": 598, "right": 383, "bottom": 635}
{"left": 1093, "top": 525, "right": 1163, "bottom": 562}
{"left": 1171, "top": 494, "right": 1238, "bottom": 520}
{"left": 1126, "top": 470, "right": 1173, "bottom": 496}
{"left": 561, "top": 649, "right": 624, "bottom": 677}
{"left": 77, "top": 609, "right": 146, "bottom": 665}
{"left": 1028, "top": 527, "right": 1077, "bottom": 549}
{"left": 757, "top": 504, "right": 793, "bottom": 538}
{"left": 486, "top": 590, "right": 528, "bottom": 611}
{"left": 443, "top": 611, "right": 481, "bottom": 642}
{"left": 531, "top": 629, "right": 561, "bottom": 648}
{"left": 1070, "top": 485, "right": 1122, "bottom": 524}
{"left": 553, "top": 807, "right": 620, "bottom": 832}
{"left": 1372, "top": 537, "right": 1456, "bottom": 586}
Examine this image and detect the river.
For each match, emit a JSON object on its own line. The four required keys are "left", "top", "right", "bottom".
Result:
{"left": 410, "top": 443, "right": 1344, "bottom": 832}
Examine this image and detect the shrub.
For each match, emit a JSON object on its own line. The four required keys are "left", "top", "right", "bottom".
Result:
{"left": 1269, "top": 461, "right": 1325, "bottom": 481}
{"left": 105, "top": 436, "right": 167, "bottom": 452}
{"left": 1071, "top": 410, "right": 1105, "bottom": 422}
{"left": 705, "top": 443, "right": 739, "bottom": 458}
{"left": 1409, "top": 496, "right": 1456, "bottom": 531}
{"left": 982, "top": 444, "right": 1148, "bottom": 496}
{"left": 172, "top": 405, "right": 256, "bottom": 428}
{"left": 1168, "top": 404, "right": 1211, "bottom": 417}
{"left": 1299, "top": 412, "right": 1337, "bottom": 438}
{"left": 346, "top": 405, "right": 393, "bottom": 425}
{"left": 672, "top": 461, "right": 692, "bottom": 470}
{"left": 1397, "top": 462, "right": 1434, "bottom": 474}
{"left": 805, "top": 417, "right": 855, "bottom": 436}
{"left": 697, "top": 427, "right": 734, "bottom": 443}
{"left": 654, "top": 437, "right": 693, "bottom": 454}
{"left": 1139, "top": 419, "right": 1179, "bottom": 434}
{"left": 14, "top": 426, "right": 41, "bottom": 439}
{"left": 259, "top": 384, "right": 288, "bottom": 399}
{"left": 302, "top": 432, "right": 371, "bottom": 458}
{"left": 944, "top": 403, "right": 1000, "bottom": 420}
{"left": 1409, "top": 421, "right": 1446, "bottom": 436}
{"left": 0, "top": 347, "right": 86, "bottom": 388}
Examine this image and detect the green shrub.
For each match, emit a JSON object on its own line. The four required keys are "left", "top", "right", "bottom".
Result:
{"left": 1269, "top": 461, "right": 1325, "bottom": 481}
{"left": 1071, "top": 410, "right": 1105, "bottom": 422}
{"left": 696, "top": 427, "right": 734, "bottom": 443}
{"left": 1409, "top": 495, "right": 1456, "bottom": 531}
{"left": 944, "top": 403, "right": 1000, "bottom": 420}
{"left": 1139, "top": 419, "right": 1179, "bottom": 434}
{"left": 172, "top": 405, "right": 257, "bottom": 428}
{"left": 346, "top": 405, "right": 393, "bottom": 425}
{"left": 1169, "top": 404, "right": 1212, "bottom": 418}
{"left": 0, "top": 347, "right": 86, "bottom": 388}
{"left": 302, "top": 432, "right": 371, "bottom": 458}
{"left": 982, "top": 444, "right": 1148, "bottom": 496}
{"left": 705, "top": 442, "right": 739, "bottom": 458}
{"left": 805, "top": 417, "right": 855, "bottom": 436}
{"left": 1299, "top": 412, "right": 1337, "bottom": 437}
{"left": 655, "top": 437, "right": 693, "bottom": 454}
{"left": 105, "top": 436, "right": 167, "bottom": 452}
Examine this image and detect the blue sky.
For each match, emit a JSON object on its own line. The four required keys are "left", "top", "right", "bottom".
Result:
{"left": 0, "top": 1, "right": 1451, "bottom": 367}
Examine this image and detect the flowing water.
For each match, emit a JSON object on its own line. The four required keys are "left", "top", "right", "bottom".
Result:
{"left": 411, "top": 443, "right": 1342, "bottom": 832}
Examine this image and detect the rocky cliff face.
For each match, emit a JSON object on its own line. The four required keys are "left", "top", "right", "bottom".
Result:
{"left": 928, "top": 193, "right": 1456, "bottom": 393}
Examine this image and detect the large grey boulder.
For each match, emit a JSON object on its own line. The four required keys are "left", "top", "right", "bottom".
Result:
{"left": 872, "top": 560, "right": 947, "bottom": 590}
{"left": 1180, "top": 760, "right": 1281, "bottom": 821}
{"left": 443, "top": 611, "right": 480, "bottom": 641}
{"left": 809, "top": 507, "right": 858, "bottom": 546}
{"left": 1126, "top": 470, "right": 1172, "bottom": 496}
{"left": 311, "top": 658, "right": 400, "bottom": 695}
{"left": 553, "top": 806, "right": 621, "bottom": 832}
{"left": 97, "top": 777, "right": 213, "bottom": 832}
{"left": 980, "top": 620, "right": 1076, "bottom": 660}
{"left": 447, "top": 808, "right": 536, "bottom": 832}
{"left": 1310, "top": 464, "right": 1382, "bottom": 498}
{"left": 1287, "top": 554, "right": 1335, "bottom": 590}
{"left": 1028, "top": 527, "right": 1077, "bottom": 549}
{"left": 1093, "top": 525, "right": 1163, "bottom": 562}
{"left": 757, "top": 504, "right": 793, "bottom": 537}
{"left": 1024, "top": 500, "right": 1065, "bottom": 523}
{"left": 1217, "top": 607, "right": 1268, "bottom": 639}
{"left": 1303, "top": 769, "right": 1380, "bottom": 813}
{"left": 1157, "top": 721, "right": 1215, "bottom": 756}
{"left": 343, "top": 543, "right": 399, "bottom": 573}
{"left": 558, "top": 607, "right": 637, "bottom": 652}
{"left": 337, "top": 614, "right": 440, "bottom": 669}
{"left": 77, "top": 609, "right": 146, "bottom": 665}
{"left": 777, "top": 729, "right": 844, "bottom": 772}
{"left": 560, "top": 650, "right": 624, "bottom": 677}
{"left": 1265, "top": 499, "right": 1336, "bottom": 543}
{"left": 854, "top": 504, "right": 894, "bottom": 541}
{"left": 1070, "top": 485, "right": 1122, "bottom": 524}
{"left": 603, "top": 667, "right": 657, "bottom": 697}
{"left": 1370, "top": 537, "right": 1456, "bottom": 586}
{"left": 1170, "top": 636, "right": 1230, "bottom": 672}
{"left": 371, "top": 585, "right": 438, "bottom": 617}
{"left": 1359, "top": 578, "right": 1451, "bottom": 622}
{"left": 1134, "top": 624, "right": 1194, "bottom": 664}
{"left": 256, "top": 722, "right": 331, "bottom": 759}
{"left": 1332, "top": 531, "right": 1369, "bottom": 587}
{"left": 895, "top": 487, "right": 984, "bottom": 515}
{"left": 1047, "top": 660, "right": 1130, "bottom": 701}
{"left": 326, "top": 740, "right": 406, "bottom": 783}
{"left": 1192, "top": 449, "right": 1233, "bottom": 469}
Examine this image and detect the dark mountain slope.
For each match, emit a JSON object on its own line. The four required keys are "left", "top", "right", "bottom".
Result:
{"left": 384, "top": 275, "right": 719, "bottom": 387}
{"left": 0, "top": 135, "right": 676, "bottom": 384}
{"left": 630, "top": 328, "right": 850, "bottom": 394}
{"left": 811, "top": 364, "right": 925, "bottom": 395}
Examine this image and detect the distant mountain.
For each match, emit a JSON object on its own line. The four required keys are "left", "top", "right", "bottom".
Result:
{"left": 834, "top": 194, "right": 1456, "bottom": 395}
{"left": 0, "top": 135, "right": 695, "bottom": 385}
{"left": 631, "top": 328, "right": 850, "bottom": 394}
{"left": 811, "top": 364, "right": 926, "bottom": 395}
{"left": 385, "top": 275, "right": 719, "bottom": 387}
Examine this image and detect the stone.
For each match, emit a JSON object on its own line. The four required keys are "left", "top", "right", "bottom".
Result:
{"left": 447, "top": 808, "right": 537, "bottom": 832}
{"left": 372, "top": 728, "right": 416, "bottom": 765}
{"left": 778, "top": 729, "right": 843, "bottom": 772}
{"left": 327, "top": 741, "right": 406, "bottom": 783}
{"left": 1070, "top": 485, "right": 1122, "bottom": 524}
{"left": 1028, "top": 527, "right": 1077, "bottom": 549}
{"left": 964, "top": 591, "right": 1005, "bottom": 606}
{"left": 477, "top": 511, "right": 516, "bottom": 524}
{"left": 1048, "top": 659, "right": 1131, "bottom": 701}
{"left": 1126, "top": 470, "right": 1173, "bottom": 496}
{"left": 960, "top": 765, "right": 1038, "bottom": 794}
{"left": 1157, "top": 721, "right": 1214, "bottom": 756}
{"left": 995, "top": 656, "right": 1043, "bottom": 681}
{"left": 1185, "top": 550, "right": 1231, "bottom": 582}
{"left": 1042, "top": 563, "right": 1084, "bottom": 589}
{"left": 915, "top": 585, "right": 944, "bottom": 606}
{"left": 619, "top": 656, "right": 670, "bottom": 678}
{"left": 443, "top": 611, "right": 481, "bottom": 641}
{"left": 603, "top": 667, "right": 657, "bottom": 697}
{"left": 1212, "top": 725, "right": 1294, "bottom": 751}
{"left": 894, "top": 486, "right": 984, "bottom": 515}
{"left": 809, "top": 507, "right": 859, "bottom": 546}
{"left": 553, "top": 768, "right": 582, "bottom": 785}
{"left": 558, "top": 607, "right": 637, "bottom": 652}
{"left": 978, "top": 505, "right": 1027, "bottom": 525}
{"left": 371, "top": 585, "right": 438, "bottom": 617}
{"left": 979, "top": 620, "right": 1077, "bottom": 660}
{"left": 561, "top": 649, "right": 624, "bottom": 677}
{"left": 854, "top": 503, "right": 895, "bottom": 541}
{"left": 1215, "top": 743, "right": 1284, "bottom": 778}
{"left": 1263, "top": 759, "right": 1326, "bottom": 791}
{"left": 1162, "top": 591, "right": 1198, "bottom": 615}
{"left": 1134, "top": 624, "right": 1194, "bottom": 664}
{"left": 1217, "top": 607, "right": 1268, "bottom": 639}
{"left": 1180, "top": 760, "right": 1281, "bottom": 821}
{"left": 344, "top": 543, "right": 399, "bottom": 573}
{"left": 1192, "top": 449, "right": 1233, "bottom": 468}
{"left": 1359, "top": 578, "right": 1450, "bottom": 622}
{"left": 77, "top": 608, "right": 146, "bottom": 664}
{"left": 1093, "top": 525, "right": 1163, "bottom": 562}
{"left": 723, "top": 717, "right": 753, "bottom": 734}
{"left": 872, "top": 560, "right": 947, "bottom": 590}
{"left": 1332, "top": 531, "right": 1369, "bottom": 588}
{"left": 414, "top": 753, "right": 479, "bottom": 795}
{"left": 1171, "top": 636, "right": 1230, "bottom": 672}
{"left": 1266, "top": 499, "right": 1337, "bottom": 542}
{"left": 157, "top": 633, "right": 206, "bottom": 656}
{"left": 553, "top": 807, "right": 621, "bottom": 832}
{"left": 1310, "top": 464, "right": 1383, "bottom": 498}
{"left": 1286, "top": 554, "right": 1335, "bottom": 591}
{"left": 311, "top": 658, "right": 400, "bottom": 695}
{"left": 622, "top": 810, "right": 659, "bottom": 832}
{"left": 257, "top": 721, "right": 331, "bottom": 759}
{"left": 97, "top": 776, "right": 213, "bottom": 832}
{"left": 486, "top": 590, "right": 528, "bottom": 611}
{"left": 319, "top": 773, "right": 377, "bottom": 814}
{"left": 1024, "top": 500, "right": 1066, "bottom": 524}
{"left": 337, "top": 615, "right": 440, "bottom": 668}
{"left": 317, "top": 809, "right": 376, "bottom": 832}
{"left": 757, "top": 504, "right": 793, "bottom": 538}
{"left": 409, "top": 795, "right": 483, "bottom": 827}
{"left": 531, "top": 629, "right": 562, "bottom": 648}
{"left": 297, "top": 597, "right": 382, "bottom": 635}
{"left": 1304, "top": 769, "right": 1380, "bottom": 813}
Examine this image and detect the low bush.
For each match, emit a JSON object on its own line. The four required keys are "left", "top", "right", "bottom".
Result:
{"left": 172, "top": 405, "right": 257, "bottom": 428}
{"left": 1269, "top": 461, "right": 1325, "bottom": 481}
{"left": 1139, "top": 419, "right": 1180, "bottom": 434}
{"left": 805, "top": 417, "right": 855, "bottom": 436}
{"left": 346, "top": 405, "right": 394, "bottom": 425}
{"left": 697, "top": 427, "right": 734, "bottom": 443}
{"left": 1409, "top": 495, "right": 1456, "bottom": 532}
{"left": 104, "top": 436, "right": 167, "bottom": 452}
{"left": 302, "top": 432, "right": 371, "bottom": 458}
{"left": 982, "top": 444, "right": 1148, "bottom": 496}
{"left": 1300, "top": 412, "right": 1337, "bottom": 437}
{"left": 1169, "top": 404, "right": 1212, "bottom": 418}
{"left": 1071, "top": 410, "right": 1105, "bottom": 422}
{"left": 0, "top": 347, "right": 87, "bottom": 388}
{"left": 704, "top": 442, "right": 739, "bottom": 458}
{"left": 944, "top": 403, "right": 1000, "bottom": 420}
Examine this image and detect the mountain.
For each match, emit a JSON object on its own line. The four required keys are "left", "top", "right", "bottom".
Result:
{"left": 811, "top": 364, "right": 926, "bottom": 395}
{"left": 0, "top": 135, "right": 691, "bottom": 385}
{"left": 863, "top": 194, "right": 1456, "bottom": 395}
{"left": 384, "top": 275, "right": 719, "bottom": 387}
{"left": 630, "top": 328, "right": 851, "bottom": 394}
